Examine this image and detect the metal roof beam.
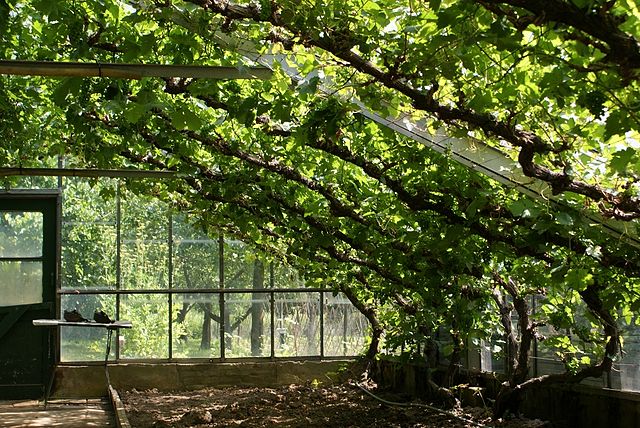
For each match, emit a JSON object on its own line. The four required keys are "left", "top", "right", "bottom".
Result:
{"left": 0, "top": 60, "right": 273, "bottom": 80}
{"left": 0, "top": 167, "right": 175, "bottom": 179}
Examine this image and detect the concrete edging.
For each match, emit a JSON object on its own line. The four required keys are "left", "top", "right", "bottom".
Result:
{"left": 52, "top": 359, "right": 354, "bottom": 397}
{"left": 108, "top": 385, "right": 131, "bottom": 428}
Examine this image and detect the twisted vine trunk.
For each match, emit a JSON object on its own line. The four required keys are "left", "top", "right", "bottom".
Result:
{"left": 338, "top": 284, "right": 382, "bottom": 361}
{"left": 491, "top": 272, "right": 537, "bottom": 417}
{"left": 443, "top": 328, "right": 463, "bottom": 388}
{"left": 491, "top": 275, "right": 620, "bottom": 419}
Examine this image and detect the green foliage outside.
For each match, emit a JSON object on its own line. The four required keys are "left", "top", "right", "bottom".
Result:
{"left": 57, "top": 178, "right": 369, "bottom": 361}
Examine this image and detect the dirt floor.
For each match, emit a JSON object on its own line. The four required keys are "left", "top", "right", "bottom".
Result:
{"left": 121, "top": 381, "right": 550, "bottom": 427}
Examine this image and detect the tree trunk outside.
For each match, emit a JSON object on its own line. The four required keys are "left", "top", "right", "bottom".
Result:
{"left": 176, "top": 301, "right": 192, "bottom": 342}
{"left": 306, "top": 300, "right": 318, "bottom": 355}
{"left": 224, "top": 305, "right": 232, "bottom": 350}
{"left": 200, "top": 302, "right": 212, "bottom": 350}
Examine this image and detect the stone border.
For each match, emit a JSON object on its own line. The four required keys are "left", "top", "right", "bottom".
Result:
{"left": 108, "top": 385, "right": 131, "bottom": 428}
{"left": 52, "top": 360, "right": 353, "bottom": 397}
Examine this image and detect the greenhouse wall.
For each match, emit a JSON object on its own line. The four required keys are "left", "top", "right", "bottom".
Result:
{"left": 51, "top": 360, "right": 351, "bottom": 398}
{"left": 4, "top": 177, "right": 369, "bottom": 363}
{"left": 383, "top": 305, "right": 640, "bottom": 395}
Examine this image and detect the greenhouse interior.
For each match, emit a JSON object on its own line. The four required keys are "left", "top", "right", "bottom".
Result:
{"left": 1, "top": 1, "right": 640, "bottom": 427}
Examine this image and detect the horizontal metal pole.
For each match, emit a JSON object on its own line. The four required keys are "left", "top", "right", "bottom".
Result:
{"left": 0, "top": 257, "right": 43, "bottom": 262}
{"left": 58, "top": 287, "right": 329, "bottom": 295}
{"left": 0, "top": 60, "right": 273, "bottom": 80}
{"left": 0, "top": 167, "right": 175, "bottom": 179}
{"left": 57, "top": 356, "right": 351, "bottom": 365}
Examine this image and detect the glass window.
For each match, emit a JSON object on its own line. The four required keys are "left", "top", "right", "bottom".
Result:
{"left": 62, "top": 223, "right": 117, "bottom": 289}
{"left": 272, "top": 264, "right": 305, "bottom": 289}
{"left": 224, "top": 292, "right": 271, "bottom": 358}
{"left": 0, "top": 260, "right": 42, "bottom": 306}
{"left": 0, "top": 211, "right": 43, "bottom": 258}
{"left": 121, "top": 241, "right": 169, "bottom": 290}
{"left": 60, "top": 294, "right": 117, "bottom": 362}
{"left": 613, "top": 342, "right": 640, "bottom": 392}
{"left": 324, "top": 293, "right": 368, "bottom": 357}
{"left": 55, "top": 178, "right": 370, "bottom": 362}
{"left": 61, "top": 178, "right": 117, "bottom": 290}
{"left": 172, "top": 293, "right": 221, "bottom": 359}
{"left": 2, "top": 176, "right": 58, "bottom": 190}
{"left": 121, "top": 194, "right": 169, "bottom": 290}
{"left": 223, "top": 240, "right": 254, "bottom": 289}
{"left": 612, "top": 318, "right": 640, "bottom": 391}
{"left": 274, "top": 292, "right": 321, "bottom": 357}
{"left": 119, "top": 294, "right": 169, "bottom": 359}
{"left": 173, "top": 215, "right": 219, "bottom": 290}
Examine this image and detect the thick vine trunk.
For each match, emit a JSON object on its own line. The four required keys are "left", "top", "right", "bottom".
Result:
{"left": 492, "top": 278, "right": 620, "bottom": 419}
{"left": 338, "top": 282, "right": 382, "bottom": 361}
{"left": 420, "top": 333, "right": 454, "bottom": 406}
{"left": 443, "top": 329, "right": 463, "bottom": 388}
{"left": 491, "top": 273, "right": 539, "bottom": 417}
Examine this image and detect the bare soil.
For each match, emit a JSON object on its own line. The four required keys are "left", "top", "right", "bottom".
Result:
{"left": 121, "top": 381, "right": 550, "bottom": 428}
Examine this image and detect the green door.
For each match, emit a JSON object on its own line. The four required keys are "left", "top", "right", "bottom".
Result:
{"left": 0, "top": 193, "right": 57, "bottom": 399}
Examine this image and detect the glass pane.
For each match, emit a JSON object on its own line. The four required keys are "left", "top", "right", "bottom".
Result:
{"left": 617, "top": 341, "right": 640, "bottom": 391}
{"left": 2, "top": 176, "right": 57, "bottom": 191}
{"left": 119, "top": 294, "right": 169, "bottom": 359}
{"left": 62, "top": 178, "right": 117, "bottom": 224}
{"left": 486, "top": 334, "right": 506, "bottom": 373}
{"left": 62, "top": 223, "right": 117, "bottom": 289}
{"left": 272, "top": 264, "right": 305, "bottom": 289}
{"left": 274, "top": 292, "right": 320, "bottom": 357}
{"left": 0, "top": 261, "right": 42, "bottom": 306}
{"left": 535, "top": 323, "right": 567, "bottom": 376}
{"left": 173, "top": 215, "right": 219, "bottom": 289}
{"left": 535, "top": 297, "right": 603, "bottom": 384}
{"left": 0, "top": 211, "right": 43, "bottom": 258}
{"left": 224, "top": 292, "right": 271, "bottom": 358}
{"left": 323, "top": 293, "right": 369, "bottom": 357}
{"left": 479, "top": 340, "right": 493, "bottom": 372}
{"left": 172, "top": 294, "right": 221, "bottom": 359}
{"left": 121, "top": 193, "right": 168, "bottom": 242}
{"left": 121, "top": 242, "right": 169, "bottom": 289}
{"left": 61, "top": 178, "right": 117, "bottom": 290}
{"left": 223, "top": 240, "right": 254, "bottom": 289}
{"left": 121, "top": 195, "right": 169, "bottom": 290}
{"left": 60, "top": 294, "right": 117, "bottom": 362}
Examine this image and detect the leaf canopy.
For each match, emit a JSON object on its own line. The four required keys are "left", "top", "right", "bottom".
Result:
{"left": 2, "top": 0, "right": 640, "bottom": 367}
